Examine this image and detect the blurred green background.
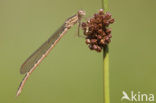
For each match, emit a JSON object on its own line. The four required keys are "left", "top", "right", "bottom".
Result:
{"left": 0, "top": 0, "right": 156, "bottom": 103}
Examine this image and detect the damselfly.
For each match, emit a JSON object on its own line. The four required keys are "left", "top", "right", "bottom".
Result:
{"left": 16, "top": 10, "right": 85, "bottom": 96}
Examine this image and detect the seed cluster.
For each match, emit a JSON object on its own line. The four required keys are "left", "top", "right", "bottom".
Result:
{"left": 81, "top": 9, "right": 114, "bottom": 52}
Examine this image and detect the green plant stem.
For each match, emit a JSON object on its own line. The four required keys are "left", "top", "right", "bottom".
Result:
{"left": 102, "top": 0, "right": 110, "bottom": 103}
{"left": 104, "top": 0, "right": 109, "bottom": 11}
{"left": 103, "top": 45, "right": 110, "bottom": 103}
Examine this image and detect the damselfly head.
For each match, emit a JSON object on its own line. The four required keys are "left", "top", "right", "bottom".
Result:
{"left": 78, "top": 10, "right": 86, "bottom": 18}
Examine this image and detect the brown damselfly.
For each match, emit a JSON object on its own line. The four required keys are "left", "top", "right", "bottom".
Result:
{"left": 16, "top": 10, "right": 85, "bottom": 96}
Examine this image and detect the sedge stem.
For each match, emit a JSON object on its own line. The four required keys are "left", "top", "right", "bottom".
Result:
{"left": 102, "top": 0, "right": 110, "bottom": 102}
{"left": 103, "top": 45, "right": 110, "bottom": 103}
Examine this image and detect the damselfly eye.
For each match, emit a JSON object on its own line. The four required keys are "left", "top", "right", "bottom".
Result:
{"left": 78, "top": 10, "right": 86, "bottom": 17}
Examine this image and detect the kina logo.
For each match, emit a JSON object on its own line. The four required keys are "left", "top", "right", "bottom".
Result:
{"left": 121, "top": 91, "right": 154, "bottom": 102}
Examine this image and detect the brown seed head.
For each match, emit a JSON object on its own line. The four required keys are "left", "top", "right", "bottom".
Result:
{"left": 81, "top": 9, "right": 115, "bottom": 52}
